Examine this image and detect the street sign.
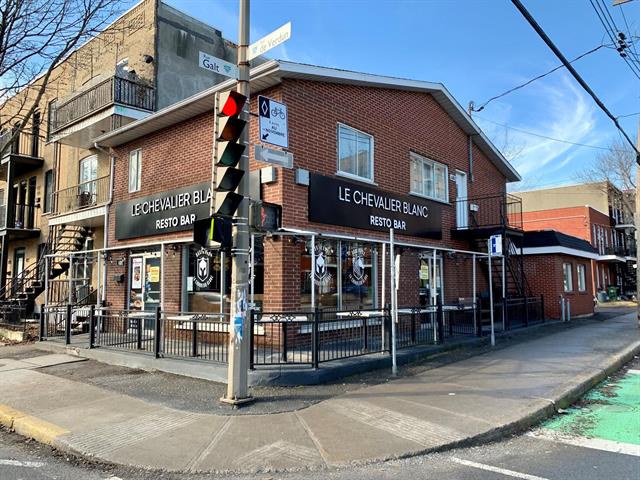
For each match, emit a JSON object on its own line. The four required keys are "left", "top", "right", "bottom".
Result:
{"left": 248, "top": 22, "right": 291, "bottom": 60}
{"left": 254, "top": 144, "right": 293, "bottom": 169}
{"left": 258, "top": 95, "right": 288, "bottom": 148}
{"left": 489, "top": 234, "right": 503, "bottom": 256}
{"left": 198, "top": 52, "right": 238, "bottom": 78}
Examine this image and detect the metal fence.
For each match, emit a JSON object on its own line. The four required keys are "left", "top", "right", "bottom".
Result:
{"left": 38, "top": 297, "right": 546, "bottom": 369}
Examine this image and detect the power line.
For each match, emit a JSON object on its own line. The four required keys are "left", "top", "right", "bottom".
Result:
{"left": 617, "top": 111, "right": 640, "bottom": 119}
{"left": 619, "top": 4, "right": 640, "bottom": 65}
{"left": 474, "top": 115, "right": 633, "bottom": 153}
{"left": 589, "top": 0, "right": 640, "bottom": 79}
{"left": 470, "top": 44, "right": 605, "bottom": 112}
{"left": 510, "top": 0, "right": 640, "bottom": 164}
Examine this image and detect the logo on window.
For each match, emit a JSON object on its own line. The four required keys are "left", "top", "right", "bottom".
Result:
{"left": 348, "top": 248, "right": 369, "bottom": 286}
{"left": 313, "top": 244, "right": 333, "bottom": 286}
{"left": 194, "top": 248, "right": 214, "bottom": 289}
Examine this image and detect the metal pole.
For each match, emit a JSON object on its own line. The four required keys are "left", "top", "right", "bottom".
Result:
{"left": 389, "top": 229, "right": 397, "bottom": 375}
{"left": 68, "top": 254, "right": 73, "bottom": 305}
{"left": 381, "top": 241, "right": 386, "bottom": 351}
{"left": 311, "top": 234, "right": 316, "bottom": 308}
{"left": 160, "top": 245, "right": 165, "bottom": 310}
{"left": 224, "top": 0, "right": 251, "bottom": 404}
{"left": 501, "top": 250, "right": 506, "bottom": 331}
{"left": 250, "top": 233, "right": 255, "bottom": 308}
{"left": 96, "top": 252, "right": 101, "bottom": 305}
{"left": 44, "top": 256, "right": 49, "bottom": 308}
{"left": 488, "top": 246, "right": 495, "bottom": 347}
{"left": 220, "top": 250, "right": 226, "bottom": 314}
{"left": 432, "top": 249, "right": 437, "bottom": 343}
{"left": 472, "top": 253, "right": 476, "bottom": 335}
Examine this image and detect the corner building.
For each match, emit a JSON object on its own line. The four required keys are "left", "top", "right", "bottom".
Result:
{"left": 96, "top": 61, "right": 524, "bottom": 318}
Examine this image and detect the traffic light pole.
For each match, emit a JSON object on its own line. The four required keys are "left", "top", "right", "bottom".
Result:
{"left": 223, "top": 0, "right": 252, "bottom": 405}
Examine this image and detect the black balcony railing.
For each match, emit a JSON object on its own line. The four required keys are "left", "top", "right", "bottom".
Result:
{"left": 0, "top": 203, "right": 39, "bottom": 230}
{"left": 604, "top": 245, "right": 637, "bottom": 257}
{"left": 0, "top": 129, "right": 44, "bottom": 159}
{"left": 52, "top": 175, "right": 110, "bottom": 216}
{"left": 49, "top": 76, "right": 155, "bottom": 133}
{"left": 455, "top": 193, "right": 523, "bottom": 230}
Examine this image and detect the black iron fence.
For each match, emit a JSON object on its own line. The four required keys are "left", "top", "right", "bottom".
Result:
{"left": 52, "top": 175, "right": 110, "bottom": 215}
{"left": 0, "top": 129, "right": 44, "bottom": 158}
{"left": 38, "top": 296, "right": 546, "bottom": 368}
{"left": 454, "top": 193, "right": 523, "bottom": 230}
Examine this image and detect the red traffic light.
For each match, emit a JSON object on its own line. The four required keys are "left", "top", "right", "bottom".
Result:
{"left": 218, "top": 90, "right": 246, "bottom": 117}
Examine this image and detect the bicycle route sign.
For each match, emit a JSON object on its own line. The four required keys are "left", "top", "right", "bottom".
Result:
{"left": 258, "top": 95, "right": 288, "bottom": 148}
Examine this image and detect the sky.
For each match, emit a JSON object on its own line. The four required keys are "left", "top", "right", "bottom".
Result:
{"left": 166, "top": 0, "right": 640, "bottom": 191}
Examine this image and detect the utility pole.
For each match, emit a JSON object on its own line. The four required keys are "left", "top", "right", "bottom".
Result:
{"left": 223, "top": 0, "right": 252, "bottom": 405}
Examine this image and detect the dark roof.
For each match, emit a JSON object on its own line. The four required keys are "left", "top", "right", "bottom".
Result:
{"left": 516, "top": 230, "right": 597, "bottom": 254}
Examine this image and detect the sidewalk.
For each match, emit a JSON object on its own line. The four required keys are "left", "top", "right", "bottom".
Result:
{"left": 0, "top": 312, "right": 638, "bottom": 474}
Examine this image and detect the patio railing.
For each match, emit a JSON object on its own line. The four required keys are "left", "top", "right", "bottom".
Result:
{"left": 52, "top": 175, "right": 110, "bottom": 215}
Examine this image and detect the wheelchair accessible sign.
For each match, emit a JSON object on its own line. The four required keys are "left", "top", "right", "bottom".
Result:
{"left": 258, "top": 95, "right": 288, "bottom": 148}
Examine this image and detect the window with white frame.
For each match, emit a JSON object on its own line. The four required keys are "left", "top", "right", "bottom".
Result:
{"left": 128, "top": 149, "right": 142, "bottom": 193}
{"left": 577, "top": 264, "right": 586, "bottom": 292}
{"left": 337, "top": 124, "right": 373, "bottom": 181}
{"left": 410, "top": 152, "right": 448, "bottom": 202}
{"left": 562, "top": 263, "right": 573, "bottom": 292}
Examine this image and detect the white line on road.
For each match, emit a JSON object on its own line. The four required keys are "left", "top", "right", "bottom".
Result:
{"left": 627, "top": 369, "right": 640, "bottom": 375}
{"left": 0, "top": 458, "right": 45, "bottom": 468}
{"left": 528, "top": 429, "right": 640, "bottom": 457}
{"left": 450, "top": 457, "right": 551, "bottom": 480}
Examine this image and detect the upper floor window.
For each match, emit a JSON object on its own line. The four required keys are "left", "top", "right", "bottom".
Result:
{"left": 562, "top": 263, "right": 573, "bottom": 292}
{"left": 410, "top": 152, "right": 448, "bottom": 202}
{"left": 43, "top": 170, "right": 53, "bottom": 214}
{"left": 337, "top": 123, "right": 374, "bottom": 182}
{"left": 577, "top": 264, "right": 586, "bottom": 292}
{"left": 129, "top": 149, "right": 142, "bottom": 193}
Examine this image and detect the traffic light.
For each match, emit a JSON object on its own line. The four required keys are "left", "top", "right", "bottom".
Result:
{"left": 193, "top": 215, "right": 232, "bottom": 248}
{"left": 213, "top": 90, "right": 247, "bottom": 216}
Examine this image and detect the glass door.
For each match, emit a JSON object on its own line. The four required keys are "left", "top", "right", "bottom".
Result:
{"left": 78, "top": 155, "right": 98, "bottom": 207}
{"left": 129, "top": 252, "right": 161, "bottom": 311}
{"left": 419, "top": 253, "right": 443, "bottom": 306}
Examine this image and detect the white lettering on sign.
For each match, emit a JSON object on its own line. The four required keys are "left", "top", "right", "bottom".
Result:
{"left": 198, "top": 52, "right": 238, "bottom": 78}
{"left": 248, "top": 22, "right": 292, "bottom": 61}
{"left": 131, "top": 188, "right": 211, "bottom": 217}
{"left": 369, "top": 215, "right": 407, "bottom": 230}
{"left": 339, "top": 186, "right": 429, "bottom": 219}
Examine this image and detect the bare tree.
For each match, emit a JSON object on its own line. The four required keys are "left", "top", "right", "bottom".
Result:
{"left": 576, "top": 137, "right": 637, "bottom": 217}
{"left": 0, "top": 0, "right": 126, "bottom": 154}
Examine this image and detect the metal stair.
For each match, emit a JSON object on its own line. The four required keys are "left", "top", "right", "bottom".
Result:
{"left": 0, "top": 225, "right": 93, "bottom": 322}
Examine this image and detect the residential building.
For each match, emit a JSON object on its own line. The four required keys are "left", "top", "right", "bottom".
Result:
{"left": 517, "top": 183, "right": 637, "bottom": 299}
{"left": 0, "top": 0, "right": 238, "bottom": 321}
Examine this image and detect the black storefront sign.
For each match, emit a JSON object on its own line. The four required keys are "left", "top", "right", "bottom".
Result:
{"left": 308, "top": 174, "right": 442, "bottom": 239}
{"left": 115, "top": 182, "right": 211, "bottom": 240}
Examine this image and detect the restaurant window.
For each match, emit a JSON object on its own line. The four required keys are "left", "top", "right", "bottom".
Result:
{"left": 337, "top": 123, "right": 374, "bottom": 182}
{"left": 128, "top": 149, "right": 142, "bottom": 193}
{"left": 186, "top": 245, "right": 231, "bottom": 312}
{"left": 562, "top": 263, "right": 573, "bottom": 292}
{"left": 301, "top": 239, "right": 338, "bottom": 309}
{"left": 410, "top": 152, "right": 448, "bottom": 202}
{"left": 577, "top": 264, "right": 586, "bottom": 292}
{"left": 340, "top": 242, "right": 375, "bottom": 309}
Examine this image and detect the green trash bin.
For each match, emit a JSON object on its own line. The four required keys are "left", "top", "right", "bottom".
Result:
{"left": 607, "top": 286, "right": 618, "bottom": 301}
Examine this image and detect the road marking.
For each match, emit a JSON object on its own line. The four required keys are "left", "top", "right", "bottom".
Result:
{"left": 450, "top": 457, "right": 550, "bottom": 480}
{"left": 0, "top": 459, "right": 45, "bottom": 468}
{"left": 528, "top": 429, "right": 640, "bottom": 457}
{"left": 627, "top": 369, "right": 640, "bottom": 375}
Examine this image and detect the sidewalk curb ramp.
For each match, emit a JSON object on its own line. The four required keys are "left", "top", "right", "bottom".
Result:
{"left": 2, "top": 338, "right": 639, "bottom": 474}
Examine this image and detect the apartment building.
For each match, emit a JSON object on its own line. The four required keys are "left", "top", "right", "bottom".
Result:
{"left": 0, "top": 0, "right": 237, "bottom": 320}
{"left": 517, "top": 182, "right": 637, "bottom": 299}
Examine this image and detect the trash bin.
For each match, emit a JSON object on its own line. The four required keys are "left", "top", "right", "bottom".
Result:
{"left": 597, "top": 290, "right": 608, "bottom": 303}
{"left": 607, "top": 286, "right": 618, "bottom": 301}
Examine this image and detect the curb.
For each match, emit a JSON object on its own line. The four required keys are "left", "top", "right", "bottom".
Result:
{"left": 0, "top": 404, "right": 69, "bottom": 447}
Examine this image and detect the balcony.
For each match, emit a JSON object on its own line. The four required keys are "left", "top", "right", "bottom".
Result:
{"left": 48, "top": 76, "right": 155, "bottom": 148}
{"left": 0, "top": 203, "right": 41, "bottom": 240}
{"left": 452, "top": 193, "right": 523, "bottom": 239}
{"left": 600, "top": 245, "right": 637, "bottom": 262}
{"left": 49, "top": 175, "right": 110, "bottom": 227}
{"left": 0, "top": 129, "right": 45, "bottom": 177}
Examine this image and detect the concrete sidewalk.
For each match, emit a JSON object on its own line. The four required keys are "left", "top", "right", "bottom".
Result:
{"left": 0, "top": 312, "right": 638, "bottom": 474}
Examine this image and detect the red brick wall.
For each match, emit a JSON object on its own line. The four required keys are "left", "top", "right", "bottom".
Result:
{"left": 524, "top": 253, "right": 594, "bottom": 319}
{"left": 107, "top": 79, "right": 509, "bottom": 311}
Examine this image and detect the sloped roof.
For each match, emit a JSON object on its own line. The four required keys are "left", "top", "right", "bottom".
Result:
{"left": 95, "top": 60, "right": 520, "bottom": 182}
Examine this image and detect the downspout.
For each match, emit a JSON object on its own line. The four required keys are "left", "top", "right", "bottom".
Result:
{"left": 468, "top": 135, "right": 474, "bottom": 182}
{"left": 94, "top": 141, "right": 115, "bottom": 305}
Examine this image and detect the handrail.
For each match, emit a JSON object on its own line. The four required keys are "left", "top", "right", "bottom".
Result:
{"left": 52, "top": 175, "right": 110, "bottom": 215}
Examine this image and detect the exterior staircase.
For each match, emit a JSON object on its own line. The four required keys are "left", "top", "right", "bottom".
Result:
{"left": 0, "top": 225, "right": 93, "bottom": 323}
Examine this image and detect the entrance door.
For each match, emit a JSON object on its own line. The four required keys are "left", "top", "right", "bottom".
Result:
{"left": 129, "top": 252, "right": 161, "bottom": 311}
{"left": 12, "top": 248, "right": 25, "bottom": 295}
{"left": 419, "top": 253, "right": 443, "bottom": 305}
{"left": 455, "top": 171, "right": 468, "bottom": 229}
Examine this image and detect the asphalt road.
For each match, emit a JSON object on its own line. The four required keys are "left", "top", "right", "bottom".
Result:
{"left": 0, "top": 356, "right": 637, "bottom": 480}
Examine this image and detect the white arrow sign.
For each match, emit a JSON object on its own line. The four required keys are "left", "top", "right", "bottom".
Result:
{"left": 248, "top": 22, "right": 291, "bottom": 61}
{"left": 254, "top": 145, "right": 293, "bottom": 169}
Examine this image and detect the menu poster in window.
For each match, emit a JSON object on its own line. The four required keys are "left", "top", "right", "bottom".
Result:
{"left": 148, "top": 266, "right": 160, "bottom": 283}
{"left": 132, "top": 258, "right": 143, "bottom": 289}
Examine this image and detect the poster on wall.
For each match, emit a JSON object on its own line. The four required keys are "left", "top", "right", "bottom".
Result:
{"left": 132, "top": 258, "right": 143, "bottom": 289}
{"left": 148, "top": 266, "right": 160, "bottom": 283}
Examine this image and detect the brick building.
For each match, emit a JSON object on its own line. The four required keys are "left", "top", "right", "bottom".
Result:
{"left": 92, "top": 60, "right": 526, "bottom": 317}
{"left": 518, "top": 183, "right": 637, "bottom": 299}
